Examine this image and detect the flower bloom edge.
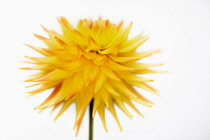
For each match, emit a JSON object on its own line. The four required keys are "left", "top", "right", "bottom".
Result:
{"left": 22, "top": 17, "right": 164, "bottom": 135}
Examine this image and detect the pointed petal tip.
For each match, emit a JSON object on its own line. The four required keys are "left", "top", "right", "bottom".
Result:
{"left": 54, "top": 112, "right": 62, "bottom": 122}
{"left": 75, "top": 130, "right": 79, "bottom": 137}
{"left": 34, "top": 105, "right": 49, "bottom": 110}
{"left": 24, "top": 43, "right": 37, "bottom": 49}
{"left": 53, "top": 118, "right": 58, "bottom": 122}
{"left": 127, "top": 114, "right": 133, "bottom": 118}
{"left": 25, "top": 95, "right": 31, "bottom": 98}
{"left": 34, "top": 34, "right": 48, "bottom": 40}
{"left": 24, "top": 79, "right": 33, "bottom": 82}
{"left": 26, "top": 90, "right": 40, "bottom": 95}
{"left": 152, "top": 89, "right": 160, "bottom": 96}
{"left": 119, "top": 126, "right": 123, "bottom": 132}
{"left": 73, "top": 123, "right": 77, "bottom": 130}
{"left": 147, "top": 79, "right": 154, "bottom": 82}
{"left": 19, "top": 67, "right": 29, "bottom": 70}
{"left": 156, "top": 93, "right": 161, "bottom": 97}
{"left": 105, "top": 128, "right": 108, "bottom": 132}
{"left": 24, "top": 56, "right": 33, "bottom": 59}
{"left": 156, "top": 49, "right": 162, "bottom": 53}
{"left": 21, "top": 79, "right": 28, "bottom": 83}
{"left": 23, "top": 43, "right": 29, "bottom": 46}
{"left": 65, "top": 92, "right": 77, "bottom": 101}
{"left": 140, "top": 114, "right": 145, "bottom": 118}
{"left": 134, "top": 109, "right": 145, "bottom": 118}
{"left": 33, "top": 78, "right": 47, "bottom": 82}
{"left": 40, "top": 24, "right": 48, "bottom": 31}
{"left": 33, "top": 33, "right": 39, "bottom": 37}
{"left": 54, "top": 36, "right": 66, "bottom": 47}
{"left": 150, "top": 70, "right": 168, "bottom": 74}
{"left": 147, "top": 104, "right": 153, "bottom": 107}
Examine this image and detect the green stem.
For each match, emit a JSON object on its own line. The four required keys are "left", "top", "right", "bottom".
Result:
{"left": 89, "top": 99, "right": 94, "bottom": 140}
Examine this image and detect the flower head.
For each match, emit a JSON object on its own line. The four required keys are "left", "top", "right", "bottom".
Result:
{"left": 22, "top": 17, "right": 163, "bottom": 135}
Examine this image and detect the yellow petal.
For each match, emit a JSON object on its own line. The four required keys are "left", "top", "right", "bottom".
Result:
{"left": 94, "top": 72, "right": 106, "bottom": 93}
{"left": 119, "top": 35, "right": 149, "bottom": 53}
{"left": 105, "top": 82, "right": 121, "bottom": 97}
{"left": 50, "top": 102, "right": 62, "bottom": 114}
{"left": 124, "top": 62, "right": 164, "bottom": 70}
{"left": 22, "top": 61, "right": 42, "bottom": 64}
{"left": 122, "top": 97, "right": 144, "bottom": 117}
{"left": 101, "top": 88, "right": 111, "bottom": 108}
{"left": 92, "top": 94, "right": 102, "bottom": 117}
{"left": 127, "top": 81, "right": 159, "bottom": 96}
{"left": 38, "top": 77, "right": 76, "bottom": 108}
{"left": 27, "top": 80, "right": 62, "bottom": 94}
{"left": 84, "top": 64, "right": 100, "bottom": 87}
{"left": 87, "top": 36, "right": 101, "bottom": 51}
{"left": 41, "top": 25, "right": 66, "bottom": 42}
{"left": 108, "top": 55, "right": 141, "bottom": 62}
{"left": 54, "top": 37, "right": 78, "bottom": 55}
{"left": 34, "top": 34, "right": 62, "bottom": 49}
{"left": 125, "top": 84, "right": 153, "bottom": 106}
{"left": 25, "top": 82, "right": 43, "bottom": 89}
{"left": 132, "top": 49, "right": 161, "bottom": 58}
{"left": 109, "top": 80, "right": 137, "bottom": 99}
{"left": 20, "top": 64, "right": 54, "bottom": 70}
{"left": 42, "top": 48, "right": 77, "bottom": 60}
{"left": 98, "top": 103, "right": 108, "bottom": 131}
{"left": 65, "top": 73, "right": 85, "bottom": 100}
{"left": 120, "top": 32, "right": 144, "bottom": 49}
{"left": 24, "top": 56, "right": 58, "bottom": 64}
{"left": 54, "top": 96, "right": 75, "bottom": 121}
{"left": 113, "top": 97, "right": 133, "bottom": 118}
{"left": 83, "top": 51, "right": 97, "bottom": 59}
{"left": 107, "top": 98, "right": 123, "bottom": 131}
{"left": 24, "top": 44, "right": 49, "bottom": 56}
{"left": 57, "top": 17, "right": 74, "bottom": 38}
{"left": 98, "top": 42, "right": 121, "bottom": 55}
{"left": 93, "top": 54, "right": 107, "bottom": 65}
{"left": 117, "top": 72, "right": 154, "bottom": 82}
{"left": 76, "top": 88, "right": 94, "bottom": 122}
{"left": 24, "top": 71, "right": 49, "bottom": 82}
{"left": 82, "top": 64, "right": 92, "bottom": 86}
{"left": 56, "top": 57, "right": 86, "bottom": 71}
{"left": 57, "top": 19, "right": 87, "bottom": 47}
{"left": 35, "top": 84, "right": 62, "bottom": 109}
{"left": 101, "top": 66, "right": 120, "bottom": 81}
{"left": 33, "top": 69, "right": 73, "bottom": 82}
{"left": 106, "top": 58, "right": 134, "bottom": 71}
{"left": 103, "top": 23, "right": 132, "bottom": 49}
{"left": 134, "top": 68, "right": 167, "bottom": 74}
{"left": 74, "top": 108, "right": 86, "bottom": 136}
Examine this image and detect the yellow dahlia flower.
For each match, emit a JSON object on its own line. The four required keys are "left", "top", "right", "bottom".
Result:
{"left": 22, "top": 17, "right": 163, "bottom": 135}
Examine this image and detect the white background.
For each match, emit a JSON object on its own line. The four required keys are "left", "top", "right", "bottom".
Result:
{"left": 0, "top": 0, "right": 210, "bottom": 140}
